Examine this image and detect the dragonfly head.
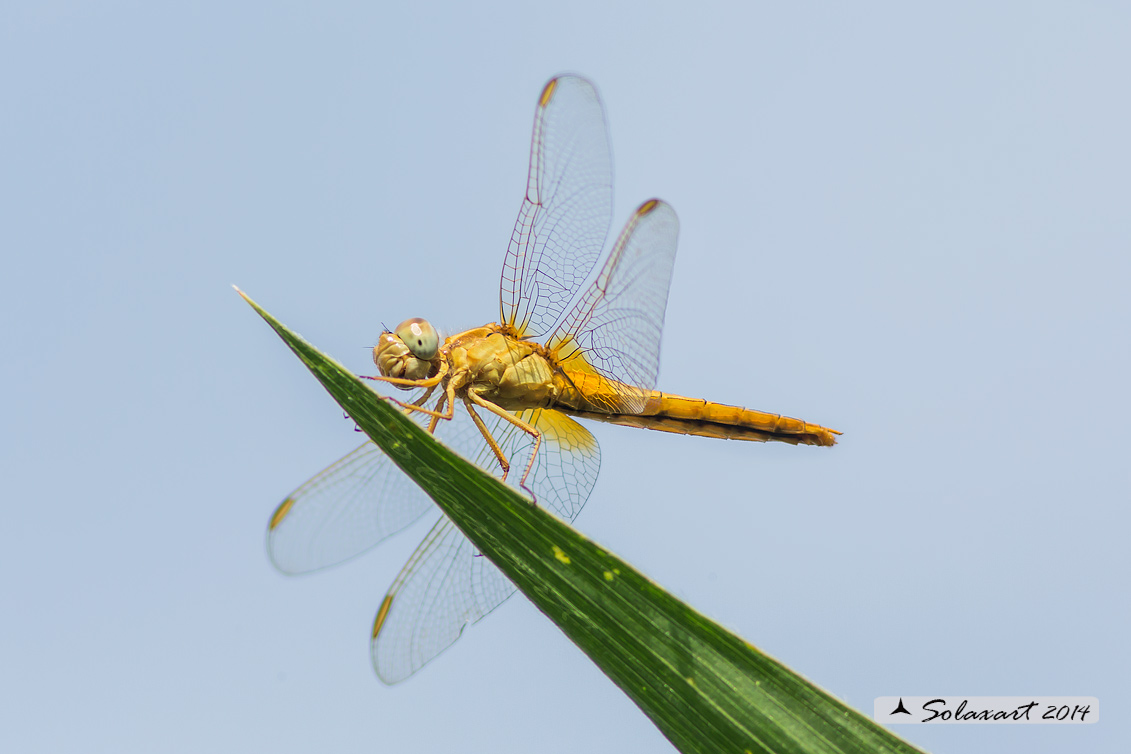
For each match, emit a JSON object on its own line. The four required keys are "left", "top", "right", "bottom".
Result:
{"left": 373, "top": 318, "right": 440, "bottom": 385}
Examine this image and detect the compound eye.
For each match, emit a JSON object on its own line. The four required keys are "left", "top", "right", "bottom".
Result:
{"left": 394, "top": 317, "right": 439, "bottom": 360}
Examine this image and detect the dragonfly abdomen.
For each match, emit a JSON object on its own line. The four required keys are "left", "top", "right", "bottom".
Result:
{"left": 569, "top": 391, "right": 840, "bottom": 447}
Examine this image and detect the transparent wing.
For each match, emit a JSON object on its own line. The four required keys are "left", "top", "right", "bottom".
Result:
{"left": 371, "top": 407, "right": 600, "bottom": 684}
{"left": 547, "top": 199, "right": 680, "bottom": 413}
{"left": 500, "top": 75, "right": 613, "bottom": 338}
{"left": 267, "top": 387, "right": 436, "bottom": 575}
{"left": 268, "top": 384, "right": 601, "bottom": 683}
{"left": 268, "top": 383, "right": 601, "bottom": 573}
{"left": 370, "top": 517, "right": 513, "bottom": 684}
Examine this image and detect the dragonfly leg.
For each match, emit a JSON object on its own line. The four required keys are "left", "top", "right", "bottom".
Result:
{"left": 403, "top": 386, "right": 450, "bottom": 435}
{"left": 426, "top": 393, "right": 447, "bottom": 434}
{"left": 462, "top": 397, "right": 510, "bottom": 482}
{"left": 467, "top": 390, "right": 541, "bottom": 501}
{"left": 360, "top": 362, "right": 447, "bottom": 390}
{"left": 387, "top": 381, "right": 457, "bottom": 422}
{"left": 408, "top": 386, "right": 435, "bottom": 407}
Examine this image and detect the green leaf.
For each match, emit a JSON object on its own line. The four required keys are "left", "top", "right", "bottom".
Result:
{"left": 238, "top": 288, "right": 923, "bottom": 754}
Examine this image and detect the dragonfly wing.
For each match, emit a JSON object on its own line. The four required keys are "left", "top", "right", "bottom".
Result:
{"left": 548, "top": 199, "right": 680, "bottom": 413}
{"left": 266, "top": 381, "right": 579, "bottom": 572}
{"left": 500, "top": 75, "right": 613, "bottom": 338}
{"left": 372, "top": 408, "right": 600, "bottom": 683}
{"left": 370, "top": 516, "right": 514, "bottom": 684}
{"left": 509, "top": 408, "right": 601, "bottom": 522}
{"left": 267, "top": 388, "right": 437, "bottom": 575}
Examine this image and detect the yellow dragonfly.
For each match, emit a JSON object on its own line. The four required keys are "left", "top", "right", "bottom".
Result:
{"left": 268, "top": 75, "right": 839, "bottom": 684}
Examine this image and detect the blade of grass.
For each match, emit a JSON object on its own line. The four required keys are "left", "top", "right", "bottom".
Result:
{"left": 238, "top": 287, "right": 922, "bottom": 754}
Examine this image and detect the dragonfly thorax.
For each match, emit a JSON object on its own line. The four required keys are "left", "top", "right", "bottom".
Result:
{"left": 444, "top": 327, "right": 561, "bottom": 411}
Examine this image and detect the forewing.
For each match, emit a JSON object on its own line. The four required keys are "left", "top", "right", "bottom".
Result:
{"left": 267, "top": 388, "right": 436, "bottom": 575}
{"left": 548, "top": 199, "right": 680, "bottom": 413}
{"left": 500, "top": 75, "right": 613, "bottom": 338}
{"left": 371, "top": 408, "right": 600, "bottom": 683}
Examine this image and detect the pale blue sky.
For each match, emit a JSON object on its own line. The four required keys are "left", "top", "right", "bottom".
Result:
{"left": 2, "top": 3, "right": 1128, "bottom": 752}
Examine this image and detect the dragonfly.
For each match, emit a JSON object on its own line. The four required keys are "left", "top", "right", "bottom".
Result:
{"left": 267, "top": 75, "right": 839, "bottom": 684}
